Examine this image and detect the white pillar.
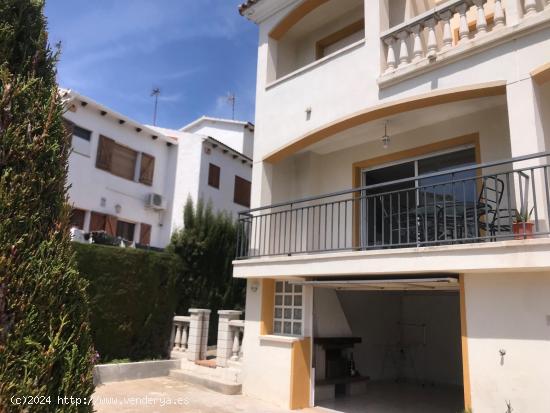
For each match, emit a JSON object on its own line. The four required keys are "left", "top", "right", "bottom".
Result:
{"left": 473, "top": 0, "right": 488, "bottom": 34}
{"left": 424, "top": 18, "right": 438, "bottom": 57}
{"left": 410, "top": 25, "right": 424, "bottom": 62}
{"left": 397, "top": 31, "right": 410, "bottom": 66}
{"left": 384, "top": 37, "right": 397, "bottom": 72}
{"left": 506, "top": 78, "right": 548, "bottom": 231}
{"left": 440, "top": 11, "right": 454, "bottom": 51}
{"left": 524, "top": 0, "right": 538, "bottom": 16}
{"left": 456, "top": 3, "right": 471, "bottom": 43}
{"left": 503, "top": 0, "right": 524, "bottom": 25}
{"left": 493, "top": 0, "right": 506, "bottom": 28}
{"left": 187, "top": 309, "right": 211, "bottom": 362}
{"left": 216, "top": 310, "right": 242, "bottom": 367}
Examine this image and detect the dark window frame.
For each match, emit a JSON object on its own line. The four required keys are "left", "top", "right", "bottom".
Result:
{"left": 233, "top": 175, "right": 251, "bottom": 208}
{"left": 208, "top": 163, "right": 221, "bottom": 189}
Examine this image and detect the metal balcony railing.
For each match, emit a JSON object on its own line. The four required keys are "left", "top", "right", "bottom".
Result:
{"left": 236, "top": 152, "right": 550, "bottom": 260}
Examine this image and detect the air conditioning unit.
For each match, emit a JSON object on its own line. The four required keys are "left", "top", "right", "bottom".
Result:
{"left": 145, "top": 193, "right": 165, "bottom": 210}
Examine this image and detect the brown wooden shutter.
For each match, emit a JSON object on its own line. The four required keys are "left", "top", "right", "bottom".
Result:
{"left": 208, "top": 163, "right": 221, "bottom": 188}
{"left": 105, "top": 215, "right": 118, "bottom": 237}
{"left": 89, "top": 212, "right": 106, "bottom": 232}
{"left": 96, "top": 135, "right": 114, "bottom": 171}
{"left": 234, "top": 176, "right": 251, "bottom": 207}
{"left": 139, "top": 223, "right": 152, "bottom": 245}
{"left": 139, "top": 153, "right": 155, "bottom": 186}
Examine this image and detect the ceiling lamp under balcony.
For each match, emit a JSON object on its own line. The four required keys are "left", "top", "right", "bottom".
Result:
{"left": 381, "top": 120, "right": 391, "bottom": 149}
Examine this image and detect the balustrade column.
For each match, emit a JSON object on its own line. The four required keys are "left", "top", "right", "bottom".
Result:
{"left": 493, "top": 0, "right": 506, "bottom": 28}
{"left": 524, "top": 0, "right": 538, "bottom": 16}
{"left": 173, "top": 323, "right": 182, "bottom": 350}
{"left": 410, "top": 25, "right": 424, "bottom": 62}
{"left": 180, "top": 324, "right": 188, "bottom": 351}
{"left": 473, "top": 0, "right": 488, "bottom": 34}
{"left": 545, "top": 0, "right": 550, "bottom": 9}
{"left": 216, "top": 310, "right": 243, "bottom": 367}
{"left": 231, "top": 329, "right": 242, "bottom": 361}
{"left": 456, "top": 3, "right": 470, "bottom": 43}
{"left": 384, "top": 37, "right": 397, "bottom": 72}
{"left": 397, "top": 31, "right": 410, "bottom": 66}
{"left": 424, "top": 18, "right": 438, "bottom": 57}
{"left": 439, "top": 11, "right": 453, "bottom": 50}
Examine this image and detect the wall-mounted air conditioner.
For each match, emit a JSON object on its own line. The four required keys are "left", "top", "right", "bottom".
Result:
{"left": 145, "top": 193, "right": 165, "bottom": 210}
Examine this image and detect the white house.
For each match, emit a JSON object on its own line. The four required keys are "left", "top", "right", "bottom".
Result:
{"left": 234, "top": 0, "right": 550, "bottom": 412}
{"left": 61, "top": 89, "right": 253, "bottom": 248}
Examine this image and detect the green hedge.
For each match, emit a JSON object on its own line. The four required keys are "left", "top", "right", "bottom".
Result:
{"left": 72, "top": 243, "right": 182, "bottom": 362}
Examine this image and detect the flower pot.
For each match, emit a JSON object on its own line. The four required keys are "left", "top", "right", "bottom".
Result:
{"left": 512, "top": 221, "right": 534, "bottom": 240}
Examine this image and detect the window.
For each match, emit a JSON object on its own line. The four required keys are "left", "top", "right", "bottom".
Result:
{"left": 208, "top": 163, "right": 221, "bottom": 189}
{"left": 73, "top": 125, "right": 92, "bottom": 141}
{"left": 139, "top": 223, "right": 152, "bottom": 245}
{"left": 233, "top": 176, "right": 251, "bottom": 207}
{"left": 116, "top": 220, "right": 135, "bottom": 242}
{"left": 273, "top": 281, "right": 303, "bottom": 336}
{"left": 70, "top": 208, "right": 86, "bottom": 230}
{"left": 96, "top": 135, "right": 150, "bottom": 182}
{"left": 139, "top": 153, "right": 155, "bottom": 186}
{"left": 315, "top": 19, "right": 365, "bottom": 60}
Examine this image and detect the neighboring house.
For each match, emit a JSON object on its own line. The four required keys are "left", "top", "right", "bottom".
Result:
{"left": 235, "top": 1, "right": 550, "bottom": 412}
{"left": 61, "top": 89, "right": 253, "bottom": 248}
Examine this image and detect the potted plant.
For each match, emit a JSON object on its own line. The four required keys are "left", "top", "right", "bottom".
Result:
{"left": 512, "top": 207, "right": 534, "bottom": 240}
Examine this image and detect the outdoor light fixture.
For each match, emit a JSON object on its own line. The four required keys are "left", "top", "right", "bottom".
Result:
{"left": 115, "top": 204, "right": 122, "bottom": 214}
{"left": 250, "top": 281, "right": 259, "bottom": 293}
{"left": 381, "top": 120, "right": 391, "bottom": 149}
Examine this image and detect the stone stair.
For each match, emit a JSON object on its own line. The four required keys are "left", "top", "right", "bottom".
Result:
{"left": 168, "top": 358, "right": 242, "bottom": 395}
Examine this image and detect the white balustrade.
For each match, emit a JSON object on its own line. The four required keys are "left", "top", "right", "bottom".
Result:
{"left": 380, "top": 0, "right": 511, "bottom": 73}
{"left": 171, "top": 315, "right": 191, "bottom": 354}
{"left": 216, "top": 310, "right": 245, "bottom": 367}
{"left": 229, "top": 320, "right": 245, "bottom": 362}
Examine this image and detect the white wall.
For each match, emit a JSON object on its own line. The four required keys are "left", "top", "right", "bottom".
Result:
{"left": 336, "top": 290, "right": 463, "bottom": 385}
{"left": 65, "top": 106, "right": 175, "bottom": 247}
{"left": 183, "top": 118, "right": 254, "bottom": 158}
{"left": 465, "top": 272, "right": 550, "bottom": 413}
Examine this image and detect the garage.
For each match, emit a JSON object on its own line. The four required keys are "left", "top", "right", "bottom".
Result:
{"left": 303, "top": 276, "right": 465, "bottom": 413}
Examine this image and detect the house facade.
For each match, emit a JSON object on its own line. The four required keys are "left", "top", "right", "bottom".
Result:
{"left": 235, "top": 0, "right": 550, "bottom": 412}
{"left": 62, "top": 90, "right": 253, "bottom": 248}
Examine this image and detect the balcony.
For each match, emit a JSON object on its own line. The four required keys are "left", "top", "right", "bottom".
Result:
{"left": 236, "top": 152, "right": 550, "bottom": 260}
{"left": 379, "top": 0, "right": 550, "bottom": 87}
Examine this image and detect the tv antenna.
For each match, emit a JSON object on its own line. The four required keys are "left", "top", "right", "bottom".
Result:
{"left": 227, "top": 92, "right": 236, "bottom": 120}
{"left": 151, "top": 87, "right": 161, "bottom": 125}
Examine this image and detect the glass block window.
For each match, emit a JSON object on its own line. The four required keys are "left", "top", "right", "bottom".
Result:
{"left": 273, "top": 281, "right": 303, "bottom": 336}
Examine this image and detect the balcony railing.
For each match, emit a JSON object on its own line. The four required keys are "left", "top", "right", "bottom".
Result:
{"left": 380, "top": 0, "right": 548, "bottom": 75}
{"left": 236, "top": 152, "right": 550, "bottom": 260}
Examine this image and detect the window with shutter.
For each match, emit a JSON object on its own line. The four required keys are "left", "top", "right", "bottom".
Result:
{"left": 139, "top": 153, "right": 155, "bottom": 186}
{"left": 110, "top": 144, "right": 138, "bottom": 180}
{"left": 234, "top": 176, "right": 251, "bottom": 207}
{"left": 208, "top": 163, "right": 221, "bottom": 189}
{"left": 139, "top": 223, "right": 152, "bottom": 245}
{"left": 116, "top": 220, "right": 135, "bottom": 241}
{"left": 89, "top": 212, "right": 107, "bottom": 232}
{"left": 96, "top": 135, "right": 114, "bottom": 171}
{"left": 70, "top": 208, "right": 86, "bottom": 230}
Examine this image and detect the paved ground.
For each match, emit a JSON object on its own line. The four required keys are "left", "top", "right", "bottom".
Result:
{"left": 93, "top": 377, "right": 301, "bottom": 413}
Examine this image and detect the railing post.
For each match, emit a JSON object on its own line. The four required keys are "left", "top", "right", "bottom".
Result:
{"left": 216, "top": 310, "right": 242, "bottom": 367}
{"left": 439, "top": 11, "right": 453, "bottom": 51}
{"left": 187, "top": 309, "right": 210, "bottom": 362}
{"left": 384, "top": 37, "right": 397, "bottom": 72}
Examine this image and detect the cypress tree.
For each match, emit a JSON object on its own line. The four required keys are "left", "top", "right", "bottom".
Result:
{"left": 0, "top": 1, "right": 95, "bottom": 411}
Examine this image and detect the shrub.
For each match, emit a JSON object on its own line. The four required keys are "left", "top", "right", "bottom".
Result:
{"left": 0, "top": 1, "right": 94, "bottom": 411}
{"left": 168, "top": 198, "right": 246, "bottom": 343}
{"left": 72, "top": 243, "right": 182, "bottom": 362}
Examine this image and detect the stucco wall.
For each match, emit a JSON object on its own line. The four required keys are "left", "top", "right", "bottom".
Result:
{"left": 65, "top": 107, "right": 175, "bottom": 247}
{"left": 465, "top": 272, "right": 550, "bottom": 413}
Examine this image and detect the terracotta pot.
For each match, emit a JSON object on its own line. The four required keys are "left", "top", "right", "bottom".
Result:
{"left": 512, "top": 221, "right": 534, "bottom": 240}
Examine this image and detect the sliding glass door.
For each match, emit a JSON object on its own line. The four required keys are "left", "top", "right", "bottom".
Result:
{"left": 361, "top": 146, "right": 477, "bottom": 248}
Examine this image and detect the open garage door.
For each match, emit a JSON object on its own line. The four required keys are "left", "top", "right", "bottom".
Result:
{"left": 307, "top": 275, "right": 464, "bottom": 413}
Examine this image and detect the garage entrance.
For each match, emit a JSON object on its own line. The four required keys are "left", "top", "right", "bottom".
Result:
{"left": 306, "top": 276, "right": 465, "bottom": 413}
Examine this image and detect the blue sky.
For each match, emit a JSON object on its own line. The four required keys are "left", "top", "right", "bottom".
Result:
{"left": 45, "top": 0, "right": 258, "bottom": 129}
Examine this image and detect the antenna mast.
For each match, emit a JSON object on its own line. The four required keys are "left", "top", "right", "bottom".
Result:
{"left": 151, "top": 87, "right": 161, "bottom": 126}
{"left": 227, "top": 92, "right": 236, "bottom": 120}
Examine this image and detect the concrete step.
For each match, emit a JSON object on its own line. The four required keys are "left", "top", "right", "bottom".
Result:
{"left": 169, "top": 368, "right": 242, "bottom": 395}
